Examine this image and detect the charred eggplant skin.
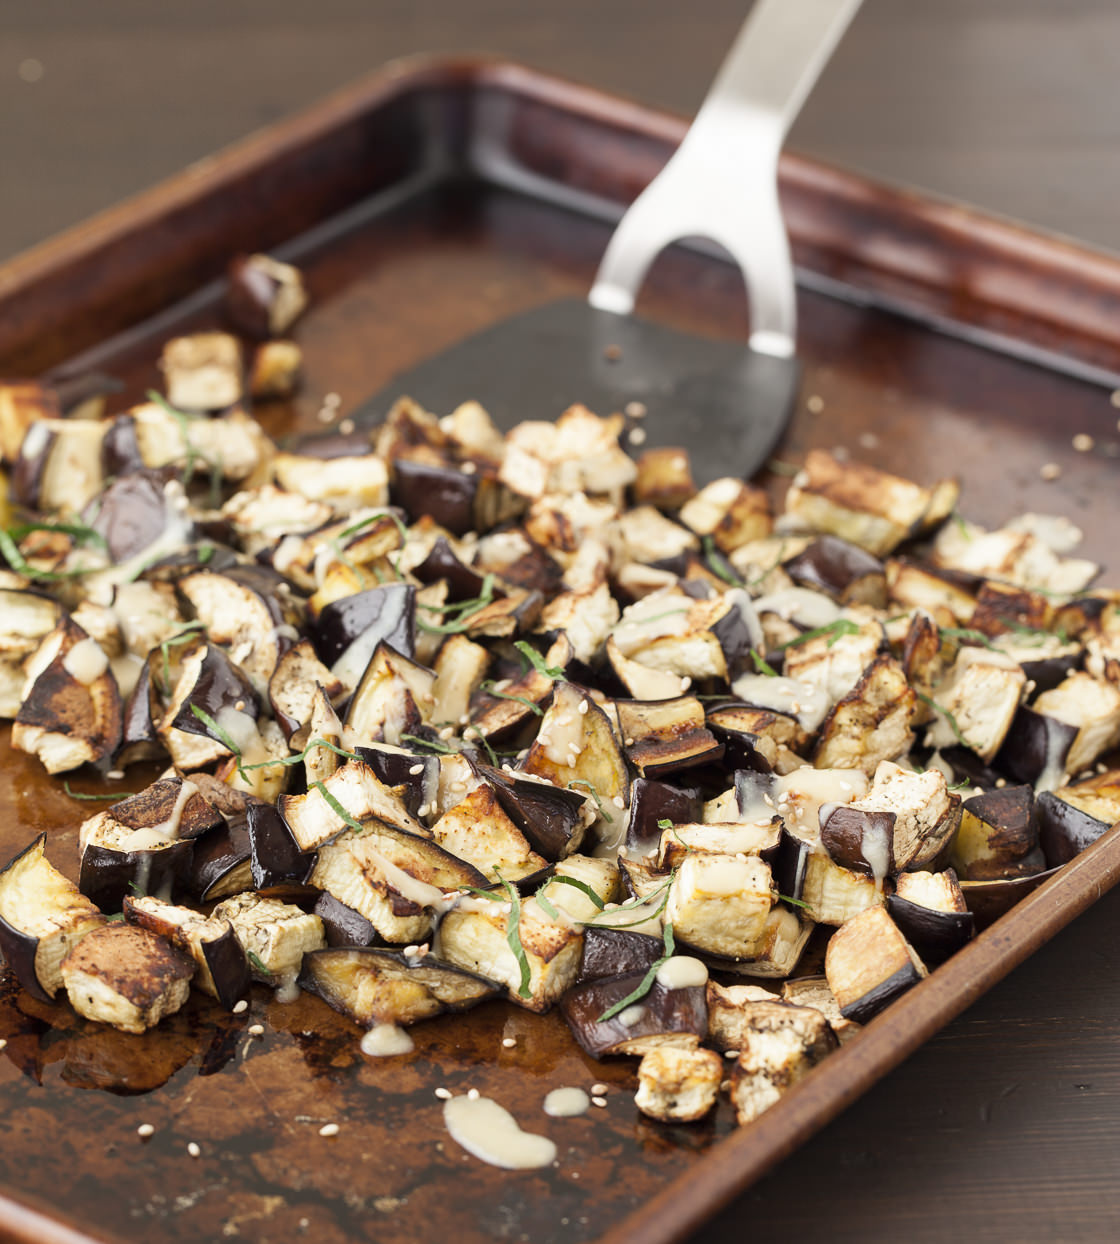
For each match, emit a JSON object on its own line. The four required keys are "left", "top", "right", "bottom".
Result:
{"left": 576, "top": 927, "right": 665, "bottom": 985}
{"left": 249, "top": 803, "right": 314, "bottom": 890}
{"left": 560, "top": 972, "right": 708, "bottom": 1059}
{"left": 886, "top": 895, "right": 974, "bottom": 966}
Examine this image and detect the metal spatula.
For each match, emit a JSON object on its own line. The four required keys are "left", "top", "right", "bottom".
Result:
{"left": 350, "top": 0, "right": 862, "bottom": 485}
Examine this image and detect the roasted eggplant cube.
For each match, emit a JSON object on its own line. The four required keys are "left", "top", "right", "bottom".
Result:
{"left": 887, "top": 869, "right": 975, "bottom": 965}
{"left": 60, "top": 923, "right": 194, "bottom": 1033}
{"left": 279, "top": 759, "right": 426, "bottom": 852}
{"left": 160, "top": 332, "right": 243, "bottom": 411}
{"left": 779, "top": 976, "right": 861, "bottom": 1044}
{"left": 635, "top": 1046, "right": 723, "bottom": 1123}
{"left": 227, "top": 253, "right": 308, "bottom": 338}
{"left": 576, "top": 926, "right": 665, "bottom": 985}
{"left": 428, "top": 782, "right": 547, "bottom": 882}
{"left": 1032, "top": 672, "right": 1120, "bottom": 775}
{"left": 665, "top": 853, "right": 774, "bottom": 959}
{"left": 729, "top": 1000, "right": 838, "bottom": 1125}
{"left": 799, "top": 849, "right": 884, "bottom": 927}
{"left": 124, "top": 895, "right": 250, "bottom": 1010}
{"left": 950, "top": 785, "right": 1042, "bottom": 880}
{"left": 313, "top": 893, "right": 381, "bottom": 949}
{"left": 1036, "top": 772, "right": 1120, "bottom": 867}
{"left": 536, "top": 854, "right": 621, "bottom": 921}
{"left": 78, "top": 808, "right": 196, "bottom": 913}
{"left": 0, "top": 835, "right": 106, "bottom": 1000}
{"left": 923, "top": 648, "right": 1026, "bottom": 763}
{"left": 559, "top": 971, "right": 707, "bottom": 1058}
{"left": 812, "top": 654, "right": 916, "bottom": 774}
{"left": 299, "top": 947, "right": 500, "bottom": 1028}
{"left": 824, "top": 906, "right": 927, "bottom": 1023}
{"left": 210, "top": 892, "right": 326, "bottom": 990}
{"left": 438, "top": 895, "right": 584, "bottom": 1013}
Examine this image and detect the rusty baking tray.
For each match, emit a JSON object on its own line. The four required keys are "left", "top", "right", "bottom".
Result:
{"left": 3, "top": 56, "right": 1120, "bottom": 1244}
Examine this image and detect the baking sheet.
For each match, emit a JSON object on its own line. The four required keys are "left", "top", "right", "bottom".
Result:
{"left": 2, "top": 59, "right": 1120, "bottom": 1244}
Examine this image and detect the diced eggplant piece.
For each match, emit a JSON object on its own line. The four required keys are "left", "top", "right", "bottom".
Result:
{"left": 576, "top": 926, "right": 665, "bottom": 985}
{"left": 1032, "top": 673, "right": 1120, "bottom": 775}
{"left": 901, "top": 612, "right": 943, "bottom": 724}
{"left": 993, "top": 707, "right": 1078, "bottom": 793}
{"left": 657, "top": 818, "right": 781, "bottom": 872}
{"left": 887, "top": 869, "right": 975, "bottom": 965}
{"left": 813, "top": 655, "right": 916, "bottom": 774}
{"left": 779, "top": 976, "right": 862, "bottom": 1044}
{"left": 614, "top": 696, "right": 724, "bottom": 778}
{"left": 969, "top": 580, "right": 1054, "bottom": 638}
{"left": 950, "top": 785, "right": 1043, "bottom": 880}
{"left": 0, "top": 379, "right": 60, "bottom": 462}
{"left": 933, "top": 517, "right": 1097, "bottom": 596}
{"left": 469, "top": 634, "right": 570, "bottom": 741}
{"left": 129, "top": 399, "right": 272, "bottom": 485}
{"left": 800, "top": 849, "right": 885, "bottom": 927}
{"left": 316, "top": 585, "right": 416, "bottom": 682}
{"left": 299, "top": 947, "right": 501, "bottom": 1027}
{"left": 301, "top": 688, "right": 346, "bottom": 787}
{"left": 705, "top": 980, "right": 783, "bottom": 1051}
{"left": 0, "top": 835, "right": 106, "bottom": 1000}
{"left": 12, "top": 416, "right": 107, "bottom": 514}
{"left": 310, "top": 825, "right": 485, "bottom": 945}
{"left": 521, "top": 681, "right": 630, "bottom": 842}
{"left": 924, "top": 647, "right": 1026, "bottom": 762}
{"left": 678, "top": 477, "right": 771, "bottom": 552}
{"left": 61, "top": 924, "right": 195, "bottom": 1033}
{"left": 824, "top": 906, "right": 927, "bottom": 1023}
{"left": 771, "top": 766, "right": 870, "bottom": 843}
{"left": 77, "top": 809, "right": 195, "bottom": 912}
{"left": 782, "top": 614, "right": 886, "bottom": 706}
{"left": 484, "top": 766, "right": 590, "bottom": 861}
{"left": 635, "top": 1046, "right": 723, "bottom": 1123}
{"left": 344, "top": 641, "right": 435, "bottom": 745}
{"left": 439, "top": 893, "right": 584, "bottom": 1012}
{"left": 85, "top": 468, "right": 188, "bottom": 563}
{"left": 411, "top": 535, "right": 491, "bottom": 602}
{"left": 428, "top": 781, "right": 547, "bottom": 882}
{"left": 536, "top": 855, "right": 621, "bottom": 922}
{"left": 783, "top": 536, "right": 887, "bottom": 608}
{"left": 123, "top": 895, "right": 250, "bottom": 1011}
{"left": 279, "top": 759, "right": 426, "bottom": 852}
{"left": 820, "top": 761, "right": 955, "bottom": 877}
{"left": 606, "top": 637, "right": 689, "bottom": 702}
{"left": 702, "top": 905, "right": 814, "bottom": 979}
{"left": 227, "top": 253, "right": 308, "bottom": 338}
{"left": 248, "top": 340, "right": 302, "bottom": 400}
{"left": 626, "top": 778, "right": 703, "bottom": 857}
{"left": 160, "top": 332, "right": 243, "bottom": 411}
{"left": 958, "top": 868, "right": 1060, "bottom": 928}
{"left": 13, "top": 619, "right": 122, "bottom": 774}
{"left": 1036, "top": 772, "right": 1120, "bottom": 866}
{"left": 885, "top": 557, "right": 979, "bottom": 623}
{"left": 431, "top": 634, "right": 491, "bottom": 728}
{"left": 729, "top": 1000, "right": 839, "bottom": 1124}
{"left": 210, "top": 892, "right": 326, "bottom": 990}
{"left": 537, "top": 582, "right": 620, "bottom": 666}
{"left": 116, "top": 659, "right": 167, "bottom": 768}
{"left": 665, "top": 853, "right": 774, "bottom": 959}
{"left": 247, "top": 803, "right": 314, "bottom": 890}
{"left": 560, "top": 971, "right": 707, "bottom": 1058}
{"left": 393, "top": 458, "right": 493, "bottom": 537}
{"left": 631, "top": 446, "right": 696, "bottom": 510}
{"left": 186, "top": 816, "right": 255, "bottom": 902}
{"left": 355, "top": 743, "right": 440, "bottom": 819}
{"left": 112, "top": 777, "right": 225, "bottom": 841}
{"left": 313, "top": 893, "right": 381, "bottom": 948}
{"left": 160, "top": 643, "right": 260, "bottom": 770}
{"left": 267, "top": 640, "right": 347, "bottom": 741}
{"left": 785, "top": 450, "right": 940, "bottom": 556}
{"left": 707, "top": 703, "right": 811, "bottom": 767}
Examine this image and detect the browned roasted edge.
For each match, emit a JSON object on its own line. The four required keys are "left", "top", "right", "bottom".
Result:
{"left": 598, "top": 819, "right": 1120, "bottom": 1244}
{"left": 4, "top": 56, "right": 1120, "bottom": 376}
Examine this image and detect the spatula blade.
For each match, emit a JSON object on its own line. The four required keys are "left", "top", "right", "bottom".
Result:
{"left": 347, "top": 299, "right": 800, "bottom": 484}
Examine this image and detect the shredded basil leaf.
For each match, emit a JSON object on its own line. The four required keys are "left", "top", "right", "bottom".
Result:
{"left": 189, "top": 703, "right": 243, "bottom": 758}
{"left": 513, "top": 640, "right": 566, "bottom": 681}
{"left": 777, "top": 618, "right": 861, "bottom": 651}
{"left": 480, "top": 680, "right": 544, "bottom": 715}
{"left": 495, "top": 875, "right": 532, "bottom": 1000}
{"left": 749, "top": 647, "right": 779, "bottom": 676}
{"left": 598, "top": 922, "right": 676, "bottom": 1022}
{"left": 63, "top": 780, "right": 137, "bottom": 802}
{"left": 312, "top": 782, "right": 367, "bottom": 834}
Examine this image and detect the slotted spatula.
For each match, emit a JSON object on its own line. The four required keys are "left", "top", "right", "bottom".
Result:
{"left": 350, "top": 0, "right": 862, "bottom": 484}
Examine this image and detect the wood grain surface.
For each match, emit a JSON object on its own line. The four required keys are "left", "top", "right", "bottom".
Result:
{"left": 2, "top": 5, "right": 1120, "bottom": 1243}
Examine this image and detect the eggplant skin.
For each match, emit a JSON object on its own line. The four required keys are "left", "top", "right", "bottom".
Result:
{"left": 886, "top": 895, "right": 974, "bottom": 966}
{"left": 836, "top": 962, "right": 924, "bottom": 1024}
{"left": 79, "top": 839, "right": 195, "bottom": 913}
{"left": 576, "top": 927, "right": 664, "bottom": 986}
{"left": 559, "top": 974, "right": 707, "bottom": 1059}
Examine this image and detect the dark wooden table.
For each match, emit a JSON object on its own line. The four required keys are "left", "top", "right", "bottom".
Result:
{"left": 4, "top": 2, "right": 1120, "bottom": 1241}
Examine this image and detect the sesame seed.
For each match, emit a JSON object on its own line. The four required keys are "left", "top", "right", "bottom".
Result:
{"left": 611, "top": 795, "right": 625, "bottom": 809}
{"left": 501, "top": 1037, "right": 517, "bottom": 1048}
{"left": 434, "top": 1087, "right": 452, "bottom": 1100}
{"left": 408, "top": 764, "right": 424, "bottom": 775}
{"left": 603, "top": 344, "right": 622, "bottom": 362}
{"left": 416, "top": 804, "right": 429, "bottom": 818}
{"left": 625, "top": 401, "right": 647, "bottom": 418}
{"left": 1072, "top": 433, "right": 1094, "bottom": 453}
{"left": 806, "top": 395, "right": 824, "bottom": 414}
{"left": 462, "top": 461, "right": 477, "bottom": 475}
{"left": 403, "top": 944, "right": 420, "bottom": 957}
{"left": 232, "top": 1000, "right": 249, "bottom": 1014}
{"left": 106, "top": 769, "right": 125, "bottom": 781}
{"left": 591, "top": 1083, "right": 609, "bottom": 1095}
{"left": 438, "top": 726, "right": 454, "bottom": 740}
{"left": 459, "top": 714, "right": 470, "bottom": 726}
{"left": 234, "top": 700, "right": 245, "bottom": 712}
{"left": 567, "top": 757, "right": 577, "bottom": 767}
{"left": 324, "top": 392, "right": 341, "bottom": 407}
{"left": 248, "top": 1024, "right": 265, "bottom": 1036}
{"left": 577, "top": 701, "right": 589, "bottom": 715}
{"left": 319, "top": 1123, "right": 340, "bottom": 1138}
{"left": 995, "top": 778, "right": 1007, "bottom": 789}
{"left": 316, "top": 406, "right": 335, "bottom": 423}
{"left": 187, "top": 1142, "right": 201, "bottom": 1158}
{"left": 137, "top": 1124, "right": 154, "bottom": 1138}
{"left": 591, "top": 1096, "right": 607, "bottom": 1108}
{"left": 720, "top": 1079, "right": 733, "bottom": 1093}
{"left": 628, "top": 427, "right": 647, "bottom": 445}
{"left": 467, "top": 1088, "right": 481, "bottom": 1101}
{"left": 338, "top": 419, "right": 355, "bottom": 435}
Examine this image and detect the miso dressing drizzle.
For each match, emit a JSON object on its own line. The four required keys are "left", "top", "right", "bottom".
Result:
{"left": 860, "top": 821, "right": 892, "bottom": 891}
{"left": 542, "top": 1087, "right": 590, "bottom": 1118}
{"left": 361, "top": 1024, "right": 414, "bottom": 1057}
{"left": 443, "top": 1095, "right": 557, "bottom": 1170}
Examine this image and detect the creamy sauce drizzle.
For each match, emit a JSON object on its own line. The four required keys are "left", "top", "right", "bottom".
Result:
{"left": 542, "top": 1087, "right": 590, "bottom": 1118}
{"left": 655, "top": 955, "right": 709, "bottom": 990}
{"left": 360, "top": 1023, "right": 415, "bottom": 1057}
{"left": 860, "top": 821, "right": 892, "bottom": 891}
{"left": 752, "top": 588, "right": 840, "bottom": 629}
{"left": 443, "top": 1095, "right": 557, "bottom": 1170}
{"left": 63, "top": 638, "right": 109, "bottom": 686}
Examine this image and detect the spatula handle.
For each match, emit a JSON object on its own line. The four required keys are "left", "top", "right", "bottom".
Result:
{"left": 589, "top": 0, "right": 862, "bottom": 357}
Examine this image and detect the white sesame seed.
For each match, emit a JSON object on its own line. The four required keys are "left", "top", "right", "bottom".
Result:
{"left": 720, "top": 1079, "right": 733, "bottom": 1093}
{"left": 403, "top": 944, "right": 420, "bottom": 957}
{"left": 591, "top": 1083, "right": 609, "bottom": 1095}
{"left": 319, "top": 1123, "right": 340, "bottom": 1138}
{"left": 567, "top": 757, "right": 577, "bottom": 767}
{"left": 137, "top": 1124, "right": 154, "bottom": 1138}
{"left": 459, "top": 714, "right": 470, "bottom": 725}
{"left": 462, "top": 461, "right": 477, "bottom": 475}
{"left": 408, "top": 764, "right": 424, "bottom": 775}
{"left": 611, "top": 795, "right": 625, "bottom": 809}
{"left": 625, "top": 401, "right": 647, "bottom": 418}
{"left": 438, "top": 726, "right": 454, "bottom": 740}
{"left": 806, "top": 395, "right": 824, "bottom": 414}
{"left": 1037, "top": 461, "right": 1057, "bottom": 481}
{"left": 338, "top": 419, "right": 355, "bottom": 435}
{"left": 316, "top": 405, "right": 335, "bottom": 423}
{"left": 232, "top": 1000, "right": 249, "bottom": 1014}
{"left": 501, "top": 1037, "right": 517, "bottom": 1048}
{"left": 577, "top": 701, "right": 589, "bottom": 715}
{"left": 591, "top": 1096, "right": 607, "bottom": 1108}
{"left": 187, "top": 1142, "right": 201, "bottom": 1158}
{"left": 467, "top": 1088, "right": 481, "bottom": 1101}
{"left": 248, "top": 1024, "right": 265, "bottom": 1036}
{"left": 434, "top": 1087, "right": 452, "bottom": 1100}
{"left": 324, "top": 392, "right": 341, "bottom": 407}
{"left": 1072, "top": 433, "right": 1094, "bottom": 453}
{"left": 416, "top": 804, "right": 429, "bottom": 818}
{"left": 106, "top": 769, "right": 126, "bottom": 781}
{"left": 995, "top": 778, "right": 1007, "bottom": 789}
{"left": 628, "top": 427, "right": 647, "bottom": 445}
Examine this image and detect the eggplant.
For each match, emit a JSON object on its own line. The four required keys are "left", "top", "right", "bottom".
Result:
{"left": 800, "top": 849, "right": 884, "bottom": 927}
{"left": 431, "top": 633, "right": 491, "bottom": 728}
{"left": 783, "top": 535, "right": 887, "bottom": 607}
{"left": 728, "top": 998, "right": 839, "bottom": 1125}
{"left": 484, "top": 766, "right": 590, "bottom": 862}
{"left": 615, "top": 696, "right": 724, "bottom": 778}
{"left": 298, "top": 947, "right": 501, "bottom": 1027}
{"left": 691, "top": 906, "right": 813, "bottom": 979}
{"left": 11, "top": 417, "right": 107, "bottom": 514}
{"left": 267, "top": 640, "right": 347, "bottom": 741}
{"left": 123, "top": 895, "right": 250, "bottom": 1011}
{"left": 657, "top": 819, "right": 782, "bottom": 872}
{"left": 779, "top": 975, "right": 861, "bottom": 1044}
{"left": 111, "top": 778, "right": 225, "bottom": 841}
{"left": 606, "top": 637, "right": 691, "bottom": 702}
{"left": 313, "top": 893, "right": 381, "bottom": 948}
{"left": 0, "top": 379, "right": 61, "bottom": 463}
{"left": 355, "top": 743, "right": 440, "bottom": 819}
{"left": 559, "top": 971, "right": 707, "bottom": 1059}
{"left": 576, "top": 926, "right": 665, "bottom": 985}
{"left": 78, "top": 810, "right": 196, "bottom": 912}
{"left": 116, "top": 658, "right": 166, "bottom": 768}
{"left": 248, "top": 340, "right": 302, "bottom": 400}
{"left": 391, "top": 458, "right": 524, "bottom": 537}
{"left": 922, "top": 647, "right": 1026, "bottom": 763}
{"left": 159, "top": 331, "right": 243, "bottom": 412}
{"left": 1036, "top": 788, "right": 1116, "bottom": 868}
{"left": 1032, "top": 672, "right": 1120, "bottom": 775}
{"left": 677, "top": 476, "right": 771, "bottom": 553}
{"left": 247, "top": 803, "right": 314, "bottom": 890}
{"left": 626, "top": 778, "right": 703, "bottom": 856}
{"left": 412, "top": 536, "right": 492, "bottom": 602}
{"left": 631, "top": 445, "right": 696, "bottom": 511}
{"left": 824, "top": 905, "right": 927, "bottom": 1023}
{"left": 428, "top": 782, "right": 547, "bottom": 882}
{"left": 469, "top": 634, "right": 570, "bottom": 742}
{"left": 226, "top": 252, "right": 308, "bottom": 339}
{"left": 959, "top": 868, "right": 1060, "bottom": 929}
{"left": 0, "top": 835, "right": 106, "bottom": 1000}
{"left": 812, "top": 654, "right": 916, "bottom": 774}
{"left": 60, "top": 923, "right": 195, "bottom": 1033}
{"left": 315, "top": 584, "right": 416, "bottom": 681}
{"left": 950, "top": 785, "right": 1043, "bottom": 880}
{"left": 887, "top": 869, "right": 975, "bottom": 965}
{"left": 210, "top": 892, "right": 326, "bottom": 989}
{"left": 161, "top": 643, "right": 261, "bottom": 770}
{"left": 187, "top": 818, "right": 254, "bottom": 902}
{"left": 85, "top": 468, "right": 186, "bottom": 562}
{"left": 344, "top": 641, "right": 435, "bottom": 746}
{"left": 279, "top": 759, "right": 426, "bottom": 852}
{"left": 665, "top": 853, "right": 774, "bottom": 959}
{"left": 635, "top": 1046, "right": 724, "bottom": 1123}
{"left": 993, "top": 707, "right": 1077, "bottom": 792}
{"left": 704, "top": 980, "right": 783, "bottom": 1050}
